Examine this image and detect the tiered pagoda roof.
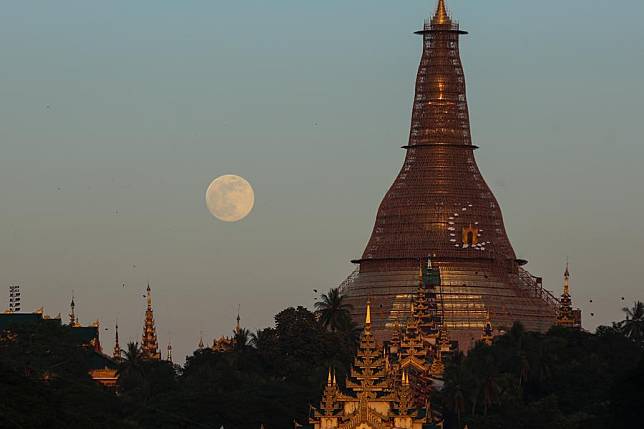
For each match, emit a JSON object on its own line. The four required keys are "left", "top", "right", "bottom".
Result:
{"left": 309, "top": 300, "right": 441, "bottom": 429}
{"left": 141, "top": 284, "right": 161, "bottom": 360}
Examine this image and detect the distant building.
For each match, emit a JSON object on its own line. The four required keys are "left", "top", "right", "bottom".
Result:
{"left": 0, "top": 299, "right": 118, "bottom": 389}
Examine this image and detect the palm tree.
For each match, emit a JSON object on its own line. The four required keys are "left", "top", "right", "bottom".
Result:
{"left": 314, "top": 288, "right": 353, "bottom": 332}
{"left": 620, "top": 301, "right": 644, "bottom": 347}
{"left": 233, "top": 328, "right": 251, "bottom": 352}
{"left": 119, "top": 342, "right": 142, "bottom": 373}
{"left": 117, "top": 342, "right": 144, "bottom": 393}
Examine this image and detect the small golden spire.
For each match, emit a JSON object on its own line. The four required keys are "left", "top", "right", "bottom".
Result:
{"left": 328, "top": 368, "right": 333, "bottom": 386}
{"left": 432, "top": 0, "right": 451, "bottom": 25}
{"left": 141, "top": 284, "right": 160, "bottom": 360}
{"left": 564, "top": 260, "right": 570, "bottom": 295}
{"left": 146, "top": 283, "right": 152, "bottom": 309}
{"left": 113, "top": 321, "right": 121, "bottom": 360}
{"left": 69, "top": 292, "right": 77, "bottom": 326}
{"left": 365, "top": 299, "right": 371, "bottom": 325}
{"left": 235, "top": 305, "right": 241, "bottom": 334}
{"left": 333, "top": 370, "right": 337, "bottom": 386}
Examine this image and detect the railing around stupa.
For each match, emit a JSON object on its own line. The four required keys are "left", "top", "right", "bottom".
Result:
{"left": 423, "top": 18, "right": 460, "bottom": 32}
{"left": 517, "top": 268, "right": 560, "bottom": 309}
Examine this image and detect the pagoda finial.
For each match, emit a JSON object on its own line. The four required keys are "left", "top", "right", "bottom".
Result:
{"left": 327, "top": 368, "right": 333, "bottom": 386}
{"left": 235, "top": 305, "right": 241, "bottom": 334}
{"left": 146, "top": 283, "right": 152, "bottom": 309}
{"left": 433, "top": 0, "right": 451, "bottom": 25}
{"left": 556, "top": 261, "right": 577, "bottom": 328}
{"left": 113, "top": 320, "right": 121, "bottom": 360}
{"left": 167, "top": 339, "right": 173, "bottom": 363}
{"left": 365, "top": 299, "right": 371, "bottom": 326}
{"left": 69, "top": 292, "right": 77, "bottom": 326}
{"left": 141, "top": 284, "right": 161, "bottom": 360}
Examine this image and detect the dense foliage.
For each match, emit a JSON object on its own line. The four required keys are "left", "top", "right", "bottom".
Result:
{"left": 1, "top": 299, "right": 643, "bottom": 429}
{"left": 440, "top": 323, "right": 643, "bottom": 429}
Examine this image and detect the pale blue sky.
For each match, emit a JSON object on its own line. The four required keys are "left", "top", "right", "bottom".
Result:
{"left": 1, "top": 0, "right": 643, "bottom": 361}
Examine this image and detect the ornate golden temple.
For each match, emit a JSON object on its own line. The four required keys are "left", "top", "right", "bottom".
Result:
{"left": 311, "top": 259, "right": 501, "bottom": 429}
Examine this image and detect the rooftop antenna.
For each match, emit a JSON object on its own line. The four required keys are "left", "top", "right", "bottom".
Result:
{"left": 9, "top": 285, "right": 21, "bottom": 313}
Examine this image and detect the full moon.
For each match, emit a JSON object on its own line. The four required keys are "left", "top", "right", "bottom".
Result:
{"left": 205, "top": 175, "right": 254, "bottom": 222}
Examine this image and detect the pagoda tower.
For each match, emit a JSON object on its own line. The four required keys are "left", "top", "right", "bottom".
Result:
{"left": 345, "top": 301, "right": 389, "bottom": 397}
{"left": 556, "top": 263, "right": 581, "bottom": 328}
{"left": 309, "top": 302, "right": 438, "bottom": 429}
{"left": 68, "top": 293, "right": 80, "bottom": 327}
{"left": 141, "top": 284, "right": 161, "bottom": 360}
{"left": 341, "top": 0, "right": 558, "bottom": 348}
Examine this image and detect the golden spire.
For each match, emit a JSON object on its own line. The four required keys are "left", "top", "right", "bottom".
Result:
{"left": 235, "top": 305, "right": 241, "bottom": 334}
{"left": 198, "top": 332, "right": 204, "bottom": 350}
{"left": 146, "top": 283, "right": 152, "bottom": 310}
{"left": 365, "top": 299, "right": 371, "bottom": 326}
{"left": 141, "top": 284, "right": 161, "bottom": 360}
{"left": 557, "top": 261, "right": 576, "bottom": 328}
{"left": 69, "top": 292, "right": 78, "bottom": 326}
{"left": 327, "top": 368, "right": 333, "bottom": 386}
{"left": 564, "top": 260, "right": 570, "bottom": 295}
{"left": 432, "top": 0, "right": 451, "bottom": 25}
{"left": 113, "top": 321, "right": 121, "bottom": 360}
{"left": 167, "top": 339, "right": 173, "bottom": 363}
{"left": 345, "top": 299, "right": 388, "bottom": 397}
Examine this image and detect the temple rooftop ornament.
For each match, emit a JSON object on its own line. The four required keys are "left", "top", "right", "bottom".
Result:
{"left": 556, "top": 262, "right": 582, "bottom": 329}
{"left": 432, "top": 0, "right": 450, "bottom": 25}
{"left": 113, "top": 321, "right": 121, "bottom": 361}
{"left": 141, "top": 284, "right": 161, "bottom": 360}
{"left": 68, "top": 293, "right": 80, "bottom": 327}
{"left": 310, "top": 302, "right": 443, "bottom": 429}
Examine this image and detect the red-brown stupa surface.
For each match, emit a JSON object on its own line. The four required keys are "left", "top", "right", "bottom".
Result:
{"left": 341, "top": 0, "right": 558, "bottom": 348}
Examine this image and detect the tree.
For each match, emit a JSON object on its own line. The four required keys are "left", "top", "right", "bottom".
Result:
{"left": 117, "top": 342, "right": 144, "bottom": 396}
{"left": 233, "top": 328, "right": 251, "bottom": 352}
{"left": 619, "top": 301, "right": 644, "bottom": 347}
{"left": 314, "top": 288, "right": 353, "bottom": 332}
{"left": 0, "top": 321, "right": 129, "bottom": 428}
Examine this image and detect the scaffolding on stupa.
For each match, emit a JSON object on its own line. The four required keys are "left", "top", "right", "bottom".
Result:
{"left": 341, "top": 0, "right": 559, "bottom": 348}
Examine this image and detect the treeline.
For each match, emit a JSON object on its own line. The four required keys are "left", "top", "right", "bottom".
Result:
{"left": 440, "top": 322, "right": 644, "bottom": 429}
{"left": 1, "top": 297, "right": 643, "bottom": 429}
{"left": 0, "top": 304, "right": 357, "bottom": 429}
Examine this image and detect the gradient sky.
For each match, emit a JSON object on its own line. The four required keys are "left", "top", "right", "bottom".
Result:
{"left": 1, "top": 0, "right": 643, "bottom": 362}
